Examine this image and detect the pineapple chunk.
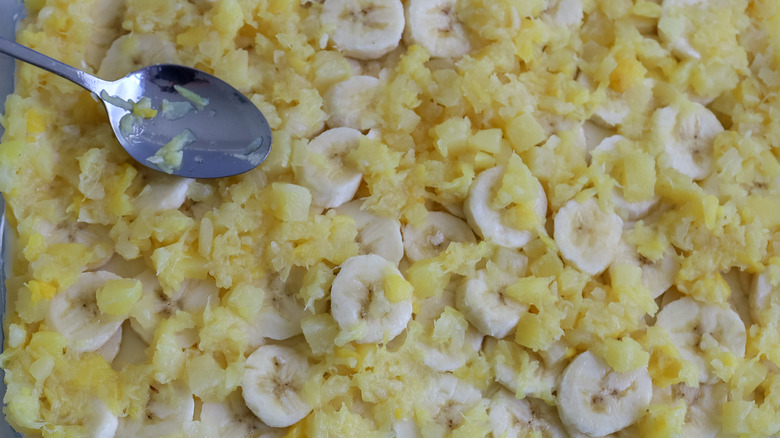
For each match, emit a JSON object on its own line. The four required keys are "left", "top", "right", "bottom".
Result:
{"left": 504, "top": 113, "right": 546, "bottom": 153}
{"left": 270, "top": 182, "right": 312, "bottom": 222}
{"left": 96, "top": 278, "right": 143, "bottom": 316}
{"left": 592, "top": 337, "right": 650, "bottom": 372}
{"left": 382, "top": 273, "right": 413, "bottom": 303}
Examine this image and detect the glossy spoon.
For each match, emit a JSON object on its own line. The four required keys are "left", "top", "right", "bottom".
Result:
{"left": 0, "top": 36, "right": 272, "bottom": 179}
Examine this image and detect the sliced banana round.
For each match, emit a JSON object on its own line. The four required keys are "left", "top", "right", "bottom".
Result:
{"left": 488, "top": 389, "right": 567, "bottom": 438}
{"left": 406, "top": 0, "right": 471, "bottom": 58}
{"left": 129, "top": 271, "right": 220, "bottom": 343}
{"left": 115, "top": 380, "right": 195, "bottom": 438}
{"left": 84, "top": 398, "right": 119, "bottom": 438}
{"left": 411, "top": 296, "right": 484, "bottom": 372}
{"left": 484, "top": 338, "right": 558, "bottom": 402}
{"left": 320, "top": 0, "right": 405, "bottom": 60}
{"left": 542, "top": 0, "right": 584, "bottom": 28}
{"left": 323, "top": 75, "right": 382, "bottom": 131}
{"left": 610, "top": 240, "right": 680, "bottom": 299}
{"left": 465, "top": 166, "right": 547, "bottom": 249}
{"left": 589, "top": 135, "right": 660, "bottom": 221}
{"left": 655, "top": 101, "right": 724, "bottom": 181}
{"left": 242, "top": 345, "right": 312, "bottom": 428}
{"left": 455, "top": 270, "right": 526, "bottom": 338}
{"left": 38, "top": 219, "right": 114, "bottom": 269}
{"left": 331, "top": 254, "right": 413, "bottom": 343}
{"left": 418, "top": 324, "right": 483, "bottom": 372}
{"left": 651, "top": 382, "right": 728, "bottom": 438}
{"left": 554, "top": 197, "right": 623, "bottom": 276}
{"left": 251, "top": 270, "right": 307, "bottom": 342}
{"left": 658, "top": 0, "right": 701, "bottom": 60}
{"left": 295, "top": 127, "right": 364, "bottom": 209}
{"left": 557, "top": 350, "right": 652, "bottom": 437}
{"left": 415, "top": 285, "right": 458, "bottom": 324}
{"left": 613, "top": 192, "right": 660, "bottom": 223}
{"left": 655, "top": 297, "right": 747, "bottom": 383}
{"left": 47, "top": 271, "right": 127, "bottom": 353}
{"left": 98, "top": 33, "right": 179, "bottom": 80}
{"left": 402, "top": 211, "right": 476, "bottom": 262}
{"left": 200, "top": 390, "right": 281, "bottom": 437}
{"left": 335, "top": 199, "right": 404, "bottom": 265}
{"left": 134, "top": 173, "right": 194, "bottom": 213}
{"left": 96, "top": 325, "right": 123, "bottom": 363}
{"left": 577, "top": 73, "right": 630, "bottom": 129}
{"left": 749, "top": 271, "right": 777, "bottom": 326}
{"left": 421, "top": 373, "right": 486, "bottom": 434}
{"left": 85, "top": 0, "right": 125, "bottom": 70}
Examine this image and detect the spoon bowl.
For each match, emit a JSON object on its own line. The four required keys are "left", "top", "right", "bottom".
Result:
{"left": 0, "top": 37, "right": 272, "bottom": 179}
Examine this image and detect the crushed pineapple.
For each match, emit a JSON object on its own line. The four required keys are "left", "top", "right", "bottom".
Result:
{"left": 2, "top": 0, "right": 780, "bottom": 436}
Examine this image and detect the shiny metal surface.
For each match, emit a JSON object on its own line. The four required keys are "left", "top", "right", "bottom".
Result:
{"left": 0, "top": 37, "right": 272, "bottom": 179}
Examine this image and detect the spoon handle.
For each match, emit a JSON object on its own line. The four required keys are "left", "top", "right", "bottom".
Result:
{"left": 0, "top": 36, "right": 108, "bottom": 94}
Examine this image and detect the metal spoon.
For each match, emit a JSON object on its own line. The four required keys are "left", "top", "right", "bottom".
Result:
{"left": 0, "top": 36, "right": 272, "bottom": 179}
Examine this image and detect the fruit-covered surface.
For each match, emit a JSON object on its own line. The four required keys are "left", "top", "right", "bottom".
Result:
{"left": 1, "top": 0, "right": 780, "bottom": 436}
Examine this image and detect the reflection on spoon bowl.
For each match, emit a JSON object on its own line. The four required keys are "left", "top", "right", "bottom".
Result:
{"left": 0, "top": 37, "right": 272, "bottom": 179}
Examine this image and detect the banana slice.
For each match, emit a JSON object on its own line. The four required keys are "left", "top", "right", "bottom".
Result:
{"left": 651, "top": 382, "right": 728, "bottom": 438}
{"left": 89, "top": 398, "right": 120, "bottom": 438}
{"left": 98, "top": 33, "right": 179, "bottom": 80}
{"left": 96, "top": 325, "right": 123, "bottom": 363}
{"left": 418, "top": 323, "right": 483, "bottom": 372}
{"left": 334, "top": 199, "right": 404, "bottom": 265}
{"left": 200, "top": 391, "right": 281, "bottom": 437}
{"left": 577, "top": 73, "right": 630, "bottom": 129}
{"left": 295, "top": 127, "right": 364, "bottom": 209}
{"left": 85, "top": 0, "right": 125, "bottom": 70}
{"left": 331, "top": 254, "right": 413, "bottom": 343}
{"left": 134, "top": 173, "right": 194, "bottom": 213}
{"left": 47, "top": 271, "right": 127, "bottom": 353}
{"left": 554, "top": 197, "right": 623, "bottom": 276}
{"left": 115, "top": 380, "right": 195, "bottom": 437}
{"left": 455, "top": 270, "right": 526, "bottom": 338}
{"left": 38, "top": 219, "right": 114, "bottom": 269}
{"left": 749, "top": 271, "right": 777, "bottom": 326}
{"left": 488, "top": 389, "right": 567, "bottom": 438}
{"left": 655, "top": 101, "right": 723, "bottom": 181}
{"left": 542, "top": 0, "right": 583, "bottom": 28}
{"left": 129, "top": 271, "right": 220, "bottom": 343}
{"left": 465, "top": 166, "right": 547, "bottom": 249}
{"left": 590, "top": 135, "right": 660, "bottom": 221}
{"left": 610, "top": 240, "right": 679, "bottom": 299}
{"left": 484, "top": 338, "right": 558, "bottom": 402}
{"left": 613, "top": 192, "right": 660, "bottom": 223}
{"left": 420, "top": 373, "right": 486, "bottom": 434}
{"left": 415, "top": 285, "right": 458, "bottom": 324}
{"left": 402, "top": 211, "right": 476, "bottom": 262}
{"left": 406, "top": 0, "right": 471, "bottom": 58}
{"left": 251, "top": 269, "right": 307, "bottom": 342}
{"left": 411, "top": 295, "right": 484, "bottom": 372}
{"left": 320, "top": 0, "right": 405, "bottom": 60}
{"left": 323, "top": 75, "right": 381, "bottom": 131}
{"left": 655, "top": 297, "right": 747, "bottom": 383}
{"left": 242, "top": 345, "right": 312, "bottom": 428}
{"left": 557, "top": 350, "right": 652, "bottom": 437}
{"left": 658, "top": 0, "right": 702, "bottom": 60}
